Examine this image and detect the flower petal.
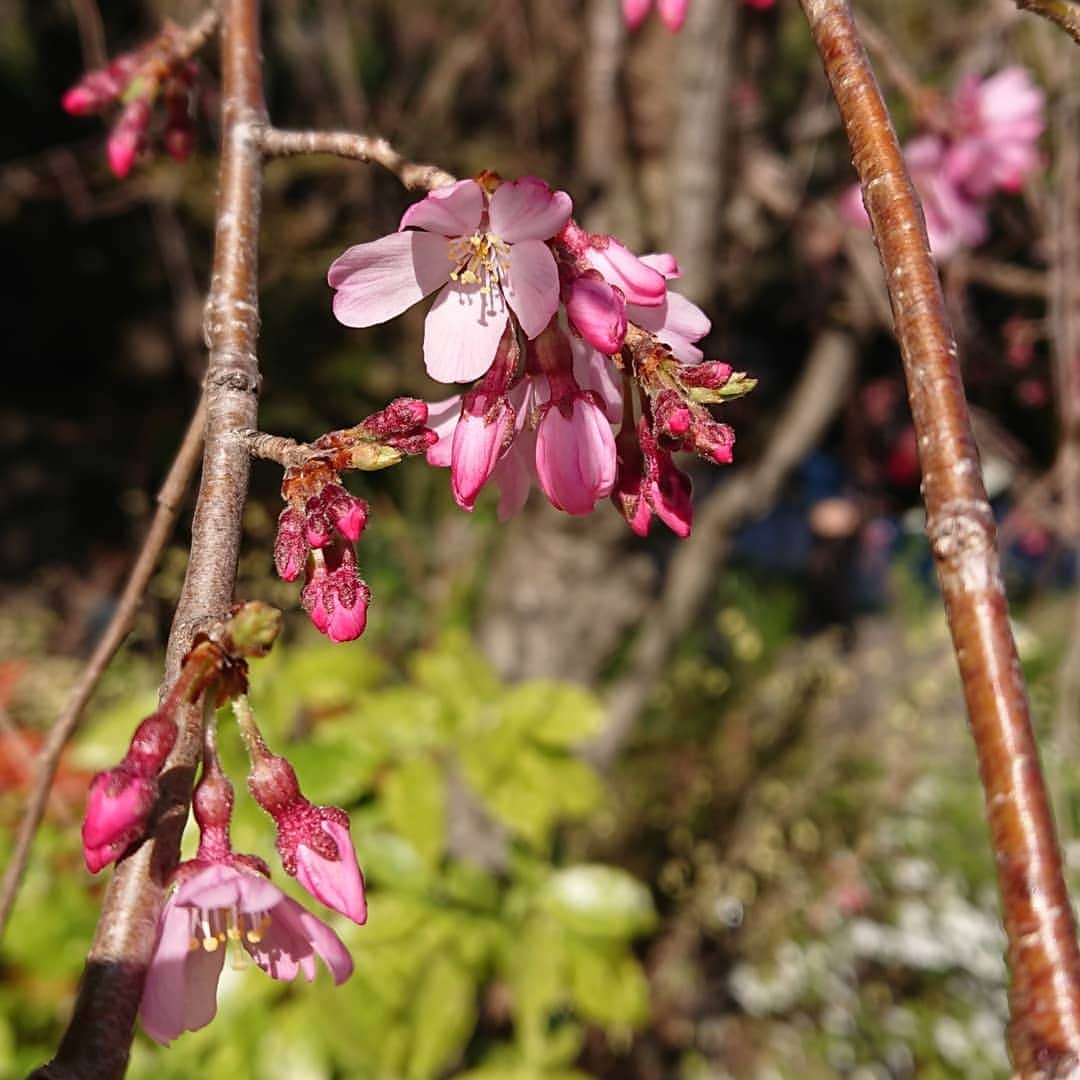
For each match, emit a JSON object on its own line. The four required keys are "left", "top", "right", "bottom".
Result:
{"left": 295, "top": 820, "right": 367, "bottom": 925}
{"left": 248, "top": 894, "right": 353, "bottom": 985}
{"left": 504, "top": 240, "right": 560, "bottom": 339}
{"left": 488, "top": 177, "right": 572, "bottom": 244}
{"left": 329, "top": 232, "right": 452, "bottom": 328}
{"left": 425, "top": 395, "right": 464, "bottom": 467}
{"left": 399, "top": 179, "right": 484, "bottom": 236}
{"left": 423, "top": 282, "right": 509, "bottom": 383}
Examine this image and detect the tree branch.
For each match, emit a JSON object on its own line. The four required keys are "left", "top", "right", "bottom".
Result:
{"left": 798, "top": 1, "right": 1080, "bottom": 1073}
{"left": 1015, "top": 0, "right": 1080, "bottom": 45}
{"left": 31, "top": 0, "right": 267, "bottom": 1074}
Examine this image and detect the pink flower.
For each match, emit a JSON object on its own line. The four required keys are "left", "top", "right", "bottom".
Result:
{"left": 106, "top": 98, "right": 152, "bottom": 179}
{"left": 450, "top": 392, "right": 517, "bottom": 510}
{"left": 329, "top": 177, "right": 572, "bottom": 384}
{"left": 294, "top": 818, "right": 368, "bottom": 926}
{"left": 140, "top": 861, "right": 353, "bottom": 1045}
{"left": 567, "top": 274, "right": 628, "bottom": 354}
{"left": 623, "top": 0, "right": 688, "bottom": 31}
{"left": 583, "top": 238, "right": 667, "bottom": 307}
{"left": 625, "top": 254, "right": 711, "bottom": 364}
{"left": 949, "top": 68, "right": 1045, "bottom": 195}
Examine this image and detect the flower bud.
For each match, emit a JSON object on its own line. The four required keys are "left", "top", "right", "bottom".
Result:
{"left": 274, "top": 507, "right": 307, "bottom": 581}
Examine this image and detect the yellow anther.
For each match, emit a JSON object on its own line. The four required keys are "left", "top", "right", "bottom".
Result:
{"left": 245, "top": 928, "right": 264, "bottom": 944}
{"left": 202, "top": 936, "right": 220, "bottom": 953}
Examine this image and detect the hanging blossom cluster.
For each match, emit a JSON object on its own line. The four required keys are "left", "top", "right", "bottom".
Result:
{"left": 271, "top": 399, "right": 435, "bottom": 643}
{"left": 840, "top": 67, "right": 1045, "bottom": 260}
{"left": 622, "top": 0, "right": 773, "bottom": 32}
{"left": 79, "top": 605, "right": 366, "bottom": 1045}
{"left": 61, "top": 19, "right": 208, "bottom": 177}
{"left": 328, "top": 174, "right": 754, "bottom": 540}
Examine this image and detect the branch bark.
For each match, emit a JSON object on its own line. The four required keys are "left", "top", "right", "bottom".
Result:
{"left": 799, "top": 1, "right": 1080, "bottom": 1073}
{"left": 31, "top": 0, "right": 266, "bottom": 1074}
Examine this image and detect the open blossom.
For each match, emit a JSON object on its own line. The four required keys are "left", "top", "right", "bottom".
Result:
{"left": 140, "top": 861, "right": 353, "bottom": 1045}
{"left": 839, "top": 67, "right": 1044, "bottom": 261}
{"left": 329, "top": 176, "right": 572, "bottom": 384}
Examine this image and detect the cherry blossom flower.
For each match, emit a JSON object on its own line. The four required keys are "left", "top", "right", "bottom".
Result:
{"left": 140, "top": 860, "right": 353, "bottom": 1045}
{"left": 329, "top": 177, "right": 572, "bottom": 384}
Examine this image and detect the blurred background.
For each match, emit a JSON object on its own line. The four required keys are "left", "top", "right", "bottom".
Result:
{"left": 1, "top": 0, "right": 1078, "bottom": 1076}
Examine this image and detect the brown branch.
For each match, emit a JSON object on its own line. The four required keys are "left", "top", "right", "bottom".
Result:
{"left": 1015, "top": 0, "right": 1080, "bottom": 45}
{"left": 591, "top": 321, "right": 858, "bottom": 767}
{"left": 799, "top": 1, "right": 1080, "bottom": 1074}
{"left": 258, "top": 127, "right": 456, "bottom": 191}
{"left": 241, "top": 428, "right": 322, "bottom": 468}
{"left": 31, "top": 0, "right": 266, "bottom": 1074}
{"left": 0, "top": 394, "right": 206, "bottom": 946}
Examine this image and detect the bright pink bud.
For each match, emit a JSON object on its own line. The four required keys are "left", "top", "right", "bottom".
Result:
{"left": 301, "top": 543, "right": 371, "bottom": 643}
{"left": 689, "top": 416, "right": 735, "bottom": 465}
{"left": 360, "top": 397, "right": 429, "bottom": 438}
{"left": 274, "top": 507, "right": 307, "bottom": 582}
{"left": 679, "top": 361, "right": 733, "bottom": 390}
{"left": 322, "top": 484, "right": 368, "bottom": 543}
{"left": 106, "top": 98, "right": 152, "bottom": 178}
{"left": 566, "top": 275, "right": 628, "bottom": 354}
{"left": 653, "top": 390, "right": 693, "bottom": 440}
{"left": 294, "top": 817, "right": 368, "bottom": 925}
{"left": 304, "top": 495, "right": 334, "bottom": 549}
{"left": 81, "top": 710, "right": 177, "bottom": 873}
{"left": 82, "top": 768, "right": 156, "bottom": 872}
{"left": 612, "top": 429, "right": 653, "bottom": 537}
{"left": 639, "top": 419, "right": 693, "bottom": 537}
{"left": 535, "top": 393, "right": 617, "bottom": 515}
{"left": 451, "top": 392, "right": 516, "bottom": 511}
{"left": 622, "top": 0, "right": 652, "bottom": 29}
{"left": 585, "top": 238, "right": 667, "bottom": 307}
{"left": 657, "top": 0, "right": 689, "bottom": 31}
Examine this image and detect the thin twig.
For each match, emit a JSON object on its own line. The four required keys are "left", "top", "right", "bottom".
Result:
{"left": 258, "top": 127, "right": 456, "bottom": 190}
{"left": 0, "top": 393, "right": 206, "bottom": 945}
{"left": 1015, "top": 0, "right": 1080, "bottom": 45}
{"left": 240, "top": 428, "right": 323, "bottom": 468}
{"left": 799, "top": 1, "right": 1080, "bottom": 1073}
{"left": 32, "top": 0, "right": 266, "bottom": 1074}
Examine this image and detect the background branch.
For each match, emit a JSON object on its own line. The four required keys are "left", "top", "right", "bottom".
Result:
{"left": 799, "top": 0, "right": 1080, "bottom": 1072}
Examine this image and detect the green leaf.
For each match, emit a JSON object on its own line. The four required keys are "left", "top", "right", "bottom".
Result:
{"left": 383, "top": 756, "right": 446, "bottom": 868}
{"left": 407, "top": 952, "right": 477, "bottom": 1079}
{"left": 566, "top": 945, "right": 650, "bottom": 1031}
{"left": 501, "top": 682, "right": 604, "bottom": 748}
{"left": 542, "top": 865, "right": 657, "bottom": 939}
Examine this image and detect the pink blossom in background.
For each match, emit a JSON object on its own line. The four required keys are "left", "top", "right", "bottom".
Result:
{"left": 329, "top": 177, "right": 572, "bottom": 384}
{"left": 838, "top": 67, "right": 1044, "bottom": 261}
{"left": 622, "top": 0, "right": 688, "bottom": 31}
{"left": 140, "top": 861, "right": 353, "bottom": 1045}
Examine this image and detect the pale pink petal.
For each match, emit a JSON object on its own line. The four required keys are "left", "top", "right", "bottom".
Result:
{"left": 503, "top": 240, "right": 560, "bottom": 339}
{"left": 451, "top": 396, "right": 516, "bottom": 510}
{"left": 424, "top": 282, "right": 509, "bottom": 383}
{"left": 140, "top": 896, "right": 226, "bottom": 1045}
{"left": 175, "top": 862, "right": 281, "bottom": 914}
{"left": 247, "top": 894, "right": 353, "bottom": 985}
{"left": 586, "top": 240, "right": 667, "bottom": 306}
{"left": 535, "top": 398, "right": 616, "bottom": 515}
{"left": 488, "top": 177, "right": 573, "bottom": 244}
{"left": 622, "top": 0, "right": 652, "bottom": 29}
{"left": 657, "top": 0, "right": 688, "bottom": 31}
{"left": 425, "top": 395, "right": 464, "bottom": 467}
{"left": 627, "top": 291, "right": 710, "bottom": 364}
{"left": 571, "top": 340, "right": 622, "bottom": 424}
{"left": 566, "top": 277, "right": 627, "bottom": 354}
{"left": 492, "top": 435, "right": 535, "bottom": 520}
{"left": 639, "top": 252, "right": 681, "bottom": 278}
{"left": 329, "top": 232, "right": 452, "bottom": 328}
{"left": 399, "top": 179, "right": 484, "bottom": 236}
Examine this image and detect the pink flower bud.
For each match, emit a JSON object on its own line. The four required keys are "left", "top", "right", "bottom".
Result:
{"left": 622, "top": 0, "right": 652, "bottom": 29}
{"left": 162, "top": 77, "right": 195, "bottom": 164}
{"left": 274, "top": 507, "right": 307, "bottom": 582}
{"left": 106, "top": 98, "right": 152, "bottom": 178}
{"left": 450, "top": 392, "right": 516, "bottom": 511}
{"left": 612, "top": 430, "right": 653, "bottom": 537}
{"left": 657, "top": 0, "right": 689, "bottom": 31}
{"left": 653, "top": 390, "right": 693, "bottom": 440}
{"left": 689, "top": 416, "right": 735, "bottom": 465}
{"left": 294, "top": 816, "right": 367, "bottom": 925}
{"left": 82, "top": 767, "right": 156, "bottom": 873}
{"left": 566, "top": 275, "right": 628, "bottom": 354}
{"left": 321, "top": 484, "right": 368, "bottom": 543}
{"left": 535, "top": 392, "right": 617, "bottom": 515}
{"left": 679, "top": 361, "right": 733, "bottom": 390}
{"left": 640, "top": 419, "right": 693, "bottom": 537}
{"left": 360, "top": 397, "right": 429, "bottom": 438}
{"left": 303, "top": 495, "right": 334, "bottom": 549}
{"left": 301, "top": 543, "right": 371, "bottom": 643}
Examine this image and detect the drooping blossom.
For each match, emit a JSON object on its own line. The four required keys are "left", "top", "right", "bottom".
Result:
{"left": 301, "top": 540, "right": 371, "bottom": 644}
{"left": 245, "top": 734, "right": 367, "bottom": 925}
{"left": 839, "top": 67, "right": 1044, "bottom": 260}
{"left": 623, "top": 0, "right": 689, "bottom": 32}
{"left": 140, "top": 860, "right": 353, "bottom": 1045}
{"left": 140, "top": 729, "right": 354, "bottom": 1045}
{"left": 329, "top": 176, "right": 572, "bottom": 383}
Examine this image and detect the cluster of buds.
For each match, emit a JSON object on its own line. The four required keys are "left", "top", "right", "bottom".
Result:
{"left": 80, "top": 602, "right": 279, "bottom": 874}
{"left": 61, "top": 17, "right": 212, "bottom": 177}
{"left": 273, "top": 398, "right": 435, "bottom": 643}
